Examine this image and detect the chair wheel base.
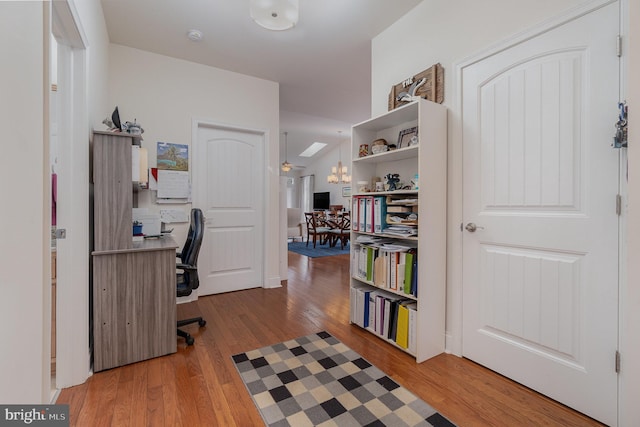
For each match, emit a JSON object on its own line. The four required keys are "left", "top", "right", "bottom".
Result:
{"left": 177, "top": 316, "right": 205, "bottom": 345}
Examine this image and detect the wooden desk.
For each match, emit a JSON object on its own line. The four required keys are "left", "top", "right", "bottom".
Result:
{"left": 92, "top": 237, "right": 178, "bottom": 372}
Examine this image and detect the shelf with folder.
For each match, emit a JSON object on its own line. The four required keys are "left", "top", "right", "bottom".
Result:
{"left": 353, "top": 230, "right": 419, "bottom": 241}
{"left": 350, "top": 285, "right": 419, "bottom": 356}
{"left": 351, "top": 275, "right": 418, "bottom": 301}
{"left": 349, "top": 98, "right": 446, "bottom": 363}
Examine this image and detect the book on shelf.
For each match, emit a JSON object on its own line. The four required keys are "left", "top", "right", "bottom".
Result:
{"left": 353, "top": 243, "right": 418, "bottom": 297}
{"left": 406, "top": 302, "right": 418, "bottom": 354}
{"left": 387, "top": 205, "right": 413, "bottom": 213}
{"left": 352, "top": 197, "right": 359, "bottom": 231}
{"left": 365, "top": 196, "right": 375, "bottom": 233}
{"left": 351, "top": 286, "right": 369, "bottom": 328}
{"left": 358, "top": 197, "right": 366, "bottom": 231}
{"left": 375, "top": 293, "right": 386, "bottom": 335}
{"left": 373, "top": 197, "right": 387, "bottom": 233}
{"left": 396, "top": 303, "right": 410, "bottom": 349}
{"left": 350, "top": 287, "right": 413, "bottom": 345}
{"left": 384, "top": 225, "right": 418, "bottom": 237}
{"left": 351, "top": 195, "right": 388, "bottom": 234}
{"left": 350, "top": 287, "right": 358, "bottom": 325}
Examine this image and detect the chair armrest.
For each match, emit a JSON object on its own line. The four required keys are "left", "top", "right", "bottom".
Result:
{"left": 176, "top": 263, "right": 197, "bottom": 273}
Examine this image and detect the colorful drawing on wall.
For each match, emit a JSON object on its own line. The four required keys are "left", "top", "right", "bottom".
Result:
{"left": 157, "top": 142, "right": 189, "bottom": 171}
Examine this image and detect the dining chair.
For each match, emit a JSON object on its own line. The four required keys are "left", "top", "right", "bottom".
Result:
{"left": 304, "top": 212, "right": 331, "bottom": 248}
{"left": 329, "top": 212, "right": 350, "bottom": 249}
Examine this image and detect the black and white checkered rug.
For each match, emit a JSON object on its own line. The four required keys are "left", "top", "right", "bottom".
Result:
{"left": 231, "top": 331, "right": 455, "bottom": 427}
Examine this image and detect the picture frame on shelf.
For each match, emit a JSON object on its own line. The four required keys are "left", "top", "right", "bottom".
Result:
{"left": 398, "top": 127, "right": 418, "bottom": 148}
{"left": 342, "top": 186, "right": 351, "bottom": 197}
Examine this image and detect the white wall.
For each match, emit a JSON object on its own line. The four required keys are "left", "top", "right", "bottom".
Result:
{"left": 108, "top": 44, "right": 281, "bottom": 286}
{"left": 75, "top": 0, "right": 110, "bottom": 129}
{"left": 0, "top": 1, "right": 47, "bottom": 404}
{"left": 371, "top": 0, "right": 586, "bottom": 116}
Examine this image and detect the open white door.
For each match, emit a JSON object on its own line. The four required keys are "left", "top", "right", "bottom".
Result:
{"left": 461, "top": 2, "right": 620, "bottom": 424}
{"left": 50, "top": 0, "right": 90, "bottom": 391}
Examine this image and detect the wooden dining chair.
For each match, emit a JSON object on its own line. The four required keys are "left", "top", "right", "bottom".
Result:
{"left": 304, "top": 212, "right": 331, "bottom": 248}
{"left": 329, "top": 212, "right": 351, "bottom": 249}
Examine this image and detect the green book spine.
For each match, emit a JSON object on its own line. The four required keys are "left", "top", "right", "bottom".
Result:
{"left": 404, "top": 252, "right": 413, "bottom": 294}
{"left": 366, "top": 247, "right": 374, "bottom": 281}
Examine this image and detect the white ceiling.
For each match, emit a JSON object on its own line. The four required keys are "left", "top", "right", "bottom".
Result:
{"left": 100, "top": 0, "right": 423, "bottom": 168}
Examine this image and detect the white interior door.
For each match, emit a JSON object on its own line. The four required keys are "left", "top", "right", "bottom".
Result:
{"left": 461, "top": 3, "right": 619, "bottom": 425}
{"left": 50, "top": 0, "right": 90, "bottom": 391}
{"left": 194, "top": 123, "right": 265, "bottom": 294}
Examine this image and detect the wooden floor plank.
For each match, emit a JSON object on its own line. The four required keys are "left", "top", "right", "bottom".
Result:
{"left": 58, "top": 251, "right": 604, "bottom": 426}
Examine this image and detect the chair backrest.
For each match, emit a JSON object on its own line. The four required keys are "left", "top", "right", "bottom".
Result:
{"left": 304, "top": 212, "right": 321, "bottom": 232}
{"left": 180, "top": 208, "right": 205, "bottom": 290}
{"left": 339, "top": 212, "right": 350, "bottom": 230}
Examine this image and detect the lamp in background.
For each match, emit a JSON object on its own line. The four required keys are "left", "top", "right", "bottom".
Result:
{"left": 281, "top": 131, "right": 292, "bottom": 172}
{"left": 250, "top": 0, "right": 299, "bottom": 31}
{"left": 327, "top": 131, "right": 351, "bottom": 184}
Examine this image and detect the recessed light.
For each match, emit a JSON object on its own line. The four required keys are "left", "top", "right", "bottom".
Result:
{"left": 187, "top": 29, "right": 203, "bottom": 42}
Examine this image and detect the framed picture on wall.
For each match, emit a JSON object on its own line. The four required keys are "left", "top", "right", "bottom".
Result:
{"left": 342, "top": 186, "right": 351, "bottom": 197}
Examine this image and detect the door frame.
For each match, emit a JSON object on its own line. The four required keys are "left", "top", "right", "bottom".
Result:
{"left": 191, "top": 119, "right": 273, "bottom": 290}
{"left": 49, "top": 0, "right": 90, "bottom": 392}
{"left": 451, "top": 0, "right": 628, "bottom": 420}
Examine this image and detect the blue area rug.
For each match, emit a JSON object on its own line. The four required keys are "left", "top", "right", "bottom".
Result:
{"left": 288, "top": 241, "right": 350, "bottom": 258}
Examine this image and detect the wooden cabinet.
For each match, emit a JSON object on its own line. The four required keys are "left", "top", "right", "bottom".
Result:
{"left": 349, "top": 99, "right": 447, "bottom": 363}
{"left": 91, "top": 131, "right": 177, "bottom": 372}
{"left": 92, "top": 131, "right": 135, "bottom": 252}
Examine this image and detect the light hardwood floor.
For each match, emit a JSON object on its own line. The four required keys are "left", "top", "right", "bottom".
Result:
{"left": 57, "top": 252, "right": 604, "bottom": 426}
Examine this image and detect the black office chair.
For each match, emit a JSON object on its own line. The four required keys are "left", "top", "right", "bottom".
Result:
{"left": 176, "top": 208, "right": 206, "bottom": 345}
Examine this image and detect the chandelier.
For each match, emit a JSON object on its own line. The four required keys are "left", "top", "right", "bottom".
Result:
{"left": 327, "top": 131, "right": 351, "bottom": 184}
{"left": 250, "top": 0, "right": 299, "bottom": 31}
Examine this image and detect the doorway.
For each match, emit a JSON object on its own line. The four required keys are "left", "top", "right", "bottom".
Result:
{"left": 49, "top": 0, "right": 90, "bottom": 393}
{"left": 193, "top": 121, "right": 266, "bottom": 294}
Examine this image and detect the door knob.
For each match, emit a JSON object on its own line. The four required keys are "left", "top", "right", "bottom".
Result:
{"left": 465, "top": 223, "right": 484, "bottom": 232}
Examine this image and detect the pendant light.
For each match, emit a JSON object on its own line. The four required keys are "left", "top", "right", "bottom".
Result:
{"left": 281, "top": 131, "right": 292, "bottom": 172}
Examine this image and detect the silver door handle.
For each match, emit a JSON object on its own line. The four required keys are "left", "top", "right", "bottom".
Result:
{"left": 465, "top": 223, "right": 484, "bottom": 232}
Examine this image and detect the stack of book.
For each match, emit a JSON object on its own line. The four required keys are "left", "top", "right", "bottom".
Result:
{"left": 350, "top": 286, "right": 418, "bottom": 353}
{"left": 351, "top": 243, "right": 418, "bottom": 297}
{"left": 352, "top": 195, "right": 388, "bottom": 233}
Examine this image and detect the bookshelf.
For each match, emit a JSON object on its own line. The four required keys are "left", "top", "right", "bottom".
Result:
{"left": 349, "top": 99, "right": 447, "bottom": 363}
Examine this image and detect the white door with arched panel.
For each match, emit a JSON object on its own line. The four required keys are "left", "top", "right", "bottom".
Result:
{"left": 193, "top": 122, "right": 265, "bottom": 295}
{"left": 461, "top": 2, "right": 620, "bottom": 424}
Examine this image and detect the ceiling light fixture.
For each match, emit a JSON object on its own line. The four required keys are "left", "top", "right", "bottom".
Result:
{"left": 281, "top": 131, "right": 292, "bottom": 172}
{"left": 327, "top": 131, "right": 351, "bottom": 184}
{"left": 187, "top": 29, "right": 203, "bottom": 41}
{"left": 250, "top": 0, "right": 299, "bottom": 31}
